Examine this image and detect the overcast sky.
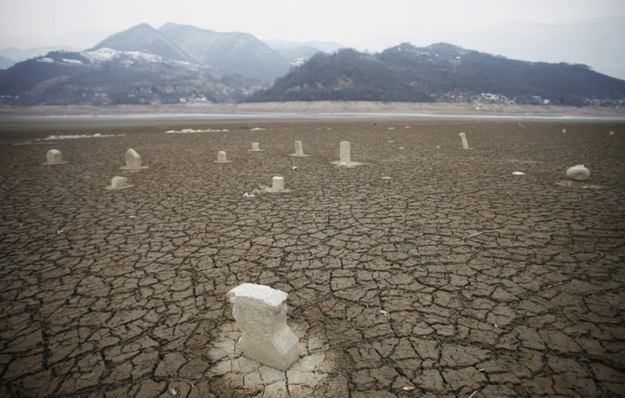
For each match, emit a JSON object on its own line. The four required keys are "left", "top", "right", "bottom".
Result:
{"left": 1, "top": 0, "right": 624, "bottom": 78}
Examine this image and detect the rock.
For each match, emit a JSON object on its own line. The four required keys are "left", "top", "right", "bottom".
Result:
{"left": 566, "top": 165, "right": 590, "bottom": 181}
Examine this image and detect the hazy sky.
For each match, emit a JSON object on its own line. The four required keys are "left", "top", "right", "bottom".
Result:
{"left": 1, "top": 0, "right": 624, "bottom": 78}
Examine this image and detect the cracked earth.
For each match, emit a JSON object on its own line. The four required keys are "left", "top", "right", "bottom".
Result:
{"left": 0, "top": 119, "right": 624, "bottom": 397}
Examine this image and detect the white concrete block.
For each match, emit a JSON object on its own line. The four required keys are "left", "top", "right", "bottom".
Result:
{"left": 227, "top": 283, "right": 300, "bottom": 371}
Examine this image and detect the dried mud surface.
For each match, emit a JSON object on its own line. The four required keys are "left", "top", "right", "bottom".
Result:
{"left": 0, "top": 120, "right": 624, "bottom": 397}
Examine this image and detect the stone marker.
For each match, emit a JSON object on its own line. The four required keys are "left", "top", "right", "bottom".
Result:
{"left": 251, "top": 142, "right": 262, "bottom": 152}
{"left": 566, "top": 164, "right": 590, "bottom": 181}
{"left": 292, "top": 141, "right": 306, "bottom": 156}
{"left": 340, "top": 141, "right": 351, "bottom": 164}
{"left": 105, "top": 176, "right": 133, "bottom": 191}
{"left": 227, "top": 283, "right": 300, "bottom": 371}
{"left": 121, "top": 148, "right": 147, "bottom": 170}
{"left": 609, "top": 131, "right": 614, "bottom": 136}
{"left": 216, "top": 151, "right": 231, "bottom": 163}
{"left": 272, "top": 176, "right": 285, "bottom": 192}
{"left": 332, "top": 141, "right": 362, "bottom": 167}
{"left": 459, "top": 132, "right": 470, "bottom": 150}
{"left": 44, "top": 149, "right": 67, "bottom": 165}
{"left": 562, "top": 129, "right": 567, "bottom": 134}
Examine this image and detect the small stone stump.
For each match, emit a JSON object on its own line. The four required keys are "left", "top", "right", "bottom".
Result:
{"left": 121, "top": 148, "right": 148, "bottom": 170}
{"left": 609, "top": 131, "right": 614, "bottom": 136}
{"left": 291, "top": 141, "right": 308, "bottom": 157}
{"left": 105, "top": 176, "right": 133, "bottom": 191}
{"left": 43, "top": 149, "right": 68, "bottom": 165}
{"left": 216, "top": 151, "right": 231, "bottom": 163}
{"left": 250, "top": 142, "right": 263, "bottom": 152}
{"left": 562, "top": 129, "right": 567, "bottom": 134}
{"left": 272, "top": 176, "right": 285, "bottom": 192}
{"left": 227, "top": 283, "right": 300, "bottom": 371}
{"left": 459, "top": 132, "right": 470, "bottom": 150}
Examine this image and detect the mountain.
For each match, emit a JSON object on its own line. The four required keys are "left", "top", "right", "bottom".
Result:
{"left": 158, "top": 23, "right": 291, "bottom": 81}
{"left": 249, "top": 43, "right": 625, "bottom": 105}
{"left": 92, "top": 23, "right": 193, "bottom": 62}
{"left": 249, "top": 48, "right": 431, "bottom": 102}
{"left": 0, "top": 55, "right": 14, "bottom": 70}
{"left": 0, "top": 49, "right": 265, "bottom": 105}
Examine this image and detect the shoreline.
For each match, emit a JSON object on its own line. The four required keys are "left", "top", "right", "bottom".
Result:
{"left": 0, "top": 101, "right": 624, "bottom": 121}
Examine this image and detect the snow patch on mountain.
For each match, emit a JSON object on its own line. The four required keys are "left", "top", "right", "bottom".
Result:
{"left": 81, "top": 48, "right": 163, "bottom": 64}
{"left": 62, "top": 58, "right": 83, "bottom": 65}
{"left": 290, "top": 57, "right": 309, "bottom": 66}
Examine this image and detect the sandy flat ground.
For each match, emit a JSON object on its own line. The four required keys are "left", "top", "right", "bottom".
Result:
{"left": 0, "top": 118, "right": 624, "bottom": 397}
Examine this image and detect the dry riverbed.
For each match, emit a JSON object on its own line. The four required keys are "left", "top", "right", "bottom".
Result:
{"left": 0, "top": 119, "right": 624, "bottom": 397}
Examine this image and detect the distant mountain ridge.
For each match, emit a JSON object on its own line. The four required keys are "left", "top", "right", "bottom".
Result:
{"left": 249, "top": 42, "right": 625, "bottom": 105}
{"left": 1, "top": 23, "right": 624, "bottom": 106}
{"left": 158, "top": 23, "right": 291, "bottom": 81}
{"left": 0, "top": 48, "right": 265, "bottom": 105}
{"left": 92, "top": 23, "right": 194, "bottom": 62}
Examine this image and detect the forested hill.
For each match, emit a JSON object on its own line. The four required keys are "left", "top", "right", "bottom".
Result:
{"left": 248, "top": 43, "right": 625, "bottom": 105}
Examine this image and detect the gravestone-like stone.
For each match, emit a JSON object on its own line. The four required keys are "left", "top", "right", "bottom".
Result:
{"left": 566, "top": 164, "right": 590, "bottom": 181}
{"left": 105, "top": 176, "right": 133, "bottom": 190}
{"left": 121, "top": 148, "right": 147, "bottom": 170}
{"left": 609, "top": 131, "right": 615, "bottom": 136}
{"left": 562, "top": 129, "right": 567, "bottom": 134}
{"left": 44, "top": 149, "right": 68, "bottom": 165}
{"left": 340, "top": 141, "right": 351, "bottom": 164}
{"left": 459, "top": 132, "right": 470, "bottom": 150}
{"left": 332, "top": 141, "right": 362, "bottom": 167}
{"left": 291, "top": 141, "right": 307, "bottom": 157}
{"left": 272, "top": 176, "right": 285, "bottom": 193}
{"left": 216, "top": 151, "right": 231, "bottom": 163}
{"left": 250, "top": 142, "right": 263, "bottom": 152}
{"left": 227, "top": 283, "right": 300, "bottom": 371}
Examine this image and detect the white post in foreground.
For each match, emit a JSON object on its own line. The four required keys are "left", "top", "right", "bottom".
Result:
{"left": 45, "top": 149, "right": 65, "bottom": 165}
{"left": 217, "top": 151, "right": 228, "bottom": 163}
{"left": 609, "top": 131, "right": 614, "bottom": 136}
{"left": 227, "top": 283, "right": 300, "bottom": 371}
{"left": 562, "top": 129, "right": 567, "bottom": 134}
{"left": 125, "top": 148, "right": 142, "bottom": 169}
{"left": 340, "top": 141, "right": 351, "bottom": 164}
{"left": 251, "top": 142, "right": 261, "bottom": 151}
{"left": 459, "top": 132, "right": 470, "bottom": 150}
{"left": 272, "top": 176, "right": 285, "bottom": 192}
{"left": 294, "top": 141, "right": 305, "bottom": 156}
